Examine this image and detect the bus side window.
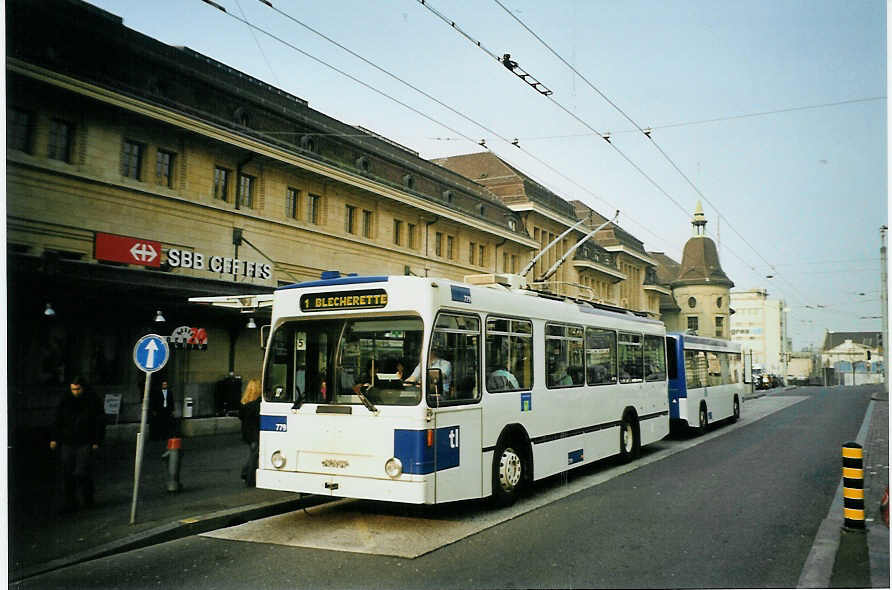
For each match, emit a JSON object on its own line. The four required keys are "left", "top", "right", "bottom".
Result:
{"left": 429, "top": 313, "right": 480, "bottom": 404}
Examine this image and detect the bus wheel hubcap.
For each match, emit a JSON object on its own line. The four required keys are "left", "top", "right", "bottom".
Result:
{"left": 499, "top": 449, "right": 521, "bottom": 491}
{"left": 623, "top": 425, "right": 633, "bottom": 453}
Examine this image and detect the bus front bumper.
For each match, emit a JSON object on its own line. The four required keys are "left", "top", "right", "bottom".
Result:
{"left": 257, "top": 469, "right": 432, "bottom": 504}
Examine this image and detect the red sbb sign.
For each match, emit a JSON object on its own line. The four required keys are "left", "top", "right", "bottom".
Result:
{"left": 95, "top": 232, "right": 162, "bottom": 267}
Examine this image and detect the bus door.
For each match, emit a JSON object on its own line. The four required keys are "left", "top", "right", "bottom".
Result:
{"left": 432, "top": 406, "right": 482, "bottom": 502}
{"left": 427, "top": 311, "right": 483, "bottom": 503}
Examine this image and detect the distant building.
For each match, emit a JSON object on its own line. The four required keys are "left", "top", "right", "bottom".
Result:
{"left": 821, "top": 331, "right": 883, "bottom": 385}
{"left": 730, "top": 289, "right": 788, "bottom": 374}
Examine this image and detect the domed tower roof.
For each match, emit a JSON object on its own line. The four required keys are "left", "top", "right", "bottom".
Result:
{"left": 671, "top": 202, "right": 734, "bottom": 288}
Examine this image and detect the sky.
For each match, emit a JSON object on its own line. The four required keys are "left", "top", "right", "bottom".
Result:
{"left": 87, "top": 0, "right": 887, "bottom": 350}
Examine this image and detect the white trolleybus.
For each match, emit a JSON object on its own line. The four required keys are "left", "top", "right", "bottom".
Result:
{"left": 206, "top": 271, "right": 670, "bottom": 506}
{"left": 666, "top": 332, "right": 749, "bottom": 433}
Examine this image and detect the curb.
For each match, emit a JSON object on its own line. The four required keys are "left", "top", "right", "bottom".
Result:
{"left": 11, "top": 494, "right": 330, "bottom": 583}
{"left": 797, "top": 399, "right": 874, "bottom": 588}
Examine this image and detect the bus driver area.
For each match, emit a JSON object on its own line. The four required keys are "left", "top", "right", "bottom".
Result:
{"left": 203, "top": 394, "right": 805, "bottom": 558}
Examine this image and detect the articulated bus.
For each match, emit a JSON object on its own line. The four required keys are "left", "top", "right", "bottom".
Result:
{"left": 666, "top": 332, "right": 749, "bottom": 432}
{"left": 236, "top": 273, "right": 669, "bottom": 505}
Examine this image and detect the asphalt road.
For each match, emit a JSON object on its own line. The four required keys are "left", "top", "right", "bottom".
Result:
{"left": 15, "top": 386, "right": 872, "bottom": 590}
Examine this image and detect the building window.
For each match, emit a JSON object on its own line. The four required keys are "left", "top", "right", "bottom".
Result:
{"left": 238, "top": 174, "right": 255, "bottom": 209}
{"left": 447, "top": 235, "right": 455, "bottom": 260}
{"left": 308, "top": 193, "right": 321, "bottom": 224}
{"left": 346, "top": 205, "right": 357, "bottom": 234}
{"left": 479, "top": 245, "right": 485, "bottom": 267}
{"left": 715, "top": 316, "right": 724, "bottom": 338}
{"left": 511, "top": 254, "right": 517, "bottom": 273}
{"left": 156, "top": 150, "right": 175, "bottom": 188}
{"left": 49, "top": 119, "right": 73, "bottom": 162}
{"left": 435, "top": 232, "right": 443, "bottom": 257}
{"left": 362, "top": 210, "right": 373, "bottom": 238}
{"left": 687, "top": 316, "right": 699, "bottom": 333}
{"left": 687, "top": 296, "right": 697, "bottom": 309}
{"left": 285, "top": 187, "right": 299, "bottom": 218}
{"left": 469, "top": 242, "right": 476, "bottom": 265}
{"left": 393, "top": 219, "right": 402, "bottom": 245}
{"left": 8, "top": 108, "right": 32, "bottom": 153}
{"left": 214, "top": 167, "right": 230, "bottom": 201}
{"left": 503, "top": 253, "right": 508, "bottom": 272}
{"left": 121, "top": 140, "right": 143, "bottom": 179}
{"left": 407, "top": 223, "right": 417, "bottom": 249}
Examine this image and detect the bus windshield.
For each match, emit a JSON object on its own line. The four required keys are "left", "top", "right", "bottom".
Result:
{"left": 263, "top": 316, "right": 423, "bottom": 407}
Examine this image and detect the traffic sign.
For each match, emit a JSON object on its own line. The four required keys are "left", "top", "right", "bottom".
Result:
{"left": 133, "top": 334, "right": 169, "bottom": 373}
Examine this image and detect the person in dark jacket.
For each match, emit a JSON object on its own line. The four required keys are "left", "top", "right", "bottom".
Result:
{"left": 49, "top": 376, "right": 105, "bottom": 513}
{"left": 238, "top": 378, "right": 261, "bottom": 486}
{"left": 149, "top": 380, "right": 177, "bottom": 441}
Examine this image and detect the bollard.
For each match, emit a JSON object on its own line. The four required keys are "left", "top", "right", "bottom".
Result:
{"left": 162, "top": 437, "right": 183, "bottom": 493}
{"left": 842, "top": 442, "right": 865, "bottom": 529}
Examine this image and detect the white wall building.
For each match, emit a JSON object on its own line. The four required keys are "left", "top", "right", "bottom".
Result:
{"left": 730, "top": 289, "right": 789, "bottom": 374}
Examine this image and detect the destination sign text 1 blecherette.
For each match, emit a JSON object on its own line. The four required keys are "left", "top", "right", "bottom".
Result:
{"left": 300, "top": 289, "right": 388, "bottom": 312}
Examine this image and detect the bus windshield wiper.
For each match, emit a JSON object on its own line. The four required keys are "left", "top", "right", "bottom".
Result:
{"left": 356, "top": 385, "right": 379, "bottom": 415}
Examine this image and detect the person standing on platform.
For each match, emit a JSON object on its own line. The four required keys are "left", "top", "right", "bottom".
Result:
{"left": 49, "top": 376, "right": 105, "bottom": 513}
{"left": 239, "top": 378, "right": 262, "bottom": 487}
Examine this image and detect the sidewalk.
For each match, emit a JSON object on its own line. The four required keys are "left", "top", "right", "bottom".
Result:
{"left": 10, "top": 388, "right": 889, "bottom": 585}
{"left": 9, "top": 425, "right": 316, "bottom": 582}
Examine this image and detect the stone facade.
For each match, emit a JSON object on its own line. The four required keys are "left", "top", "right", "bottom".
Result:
{"left": 6, "top": 0, "right": 535, "bottom": 430}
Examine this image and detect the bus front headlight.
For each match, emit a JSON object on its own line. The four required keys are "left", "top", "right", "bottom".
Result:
{"left": 385, "top": 457, "right": 402, "bottom": 478}
{"left": 271, "top": 450, "right": 286, "bottom": 469}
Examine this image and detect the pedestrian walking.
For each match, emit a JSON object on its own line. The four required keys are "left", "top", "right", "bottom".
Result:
{"left": 239, "top": 378, "right": 261, "bottom": 487}
{"left": 49, "top": 376, "right": 105, "bottom": 513}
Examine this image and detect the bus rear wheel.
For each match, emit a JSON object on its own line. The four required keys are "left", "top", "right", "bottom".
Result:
{"left": 492, "top": 441, "right": 524, "bottom": 507}
{"left": 618, "top": 417, "right": 639, "bottom": 462}
{"left": 731, "top": 396, "right": 740, "bottom": 422}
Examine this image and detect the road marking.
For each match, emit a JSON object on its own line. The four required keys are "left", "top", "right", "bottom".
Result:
{"left": 202, "top": 396, "right": 808, "bottom": 558}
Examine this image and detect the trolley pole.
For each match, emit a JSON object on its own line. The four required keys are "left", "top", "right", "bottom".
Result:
{"left": 881, "top": 225, "right": 888, "bottom": 394}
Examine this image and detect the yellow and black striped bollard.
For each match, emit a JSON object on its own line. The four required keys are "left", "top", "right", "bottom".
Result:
{"left": 842, "top": 442, "right": 865, "bottom": 530}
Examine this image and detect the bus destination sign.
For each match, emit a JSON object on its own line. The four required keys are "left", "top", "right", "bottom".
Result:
{"left": 300, "top": 289, "right": 388, "bottom": 312}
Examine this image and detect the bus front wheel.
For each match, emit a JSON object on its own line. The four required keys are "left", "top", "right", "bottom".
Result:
{"left": 492, "top": 441, "right": 524, "bottom": 507}
{"left": 732, "top": 397, "right": 740, "bottom": 422}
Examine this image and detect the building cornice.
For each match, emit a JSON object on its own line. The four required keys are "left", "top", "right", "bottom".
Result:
{"left": 571, "top": 260, "right": 627, "bottom": 281}
{"left": 642, "top": 284, "right": 672, "bottom": 296}
{"left": 503, "top": 202, "right": 579, "bottom": 228}
{"left": 9, "top": 58, "right": 538, "bottom": 249}
{"left": 603, "top": 245, "right": 657, "bottom": 266}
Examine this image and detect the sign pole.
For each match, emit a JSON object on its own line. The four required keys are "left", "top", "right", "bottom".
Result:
{"left": 130, "top": 334, "right": 169, "bottom": 524}
{"left": 130, "top": 373, "right": 152, "bottom": 524}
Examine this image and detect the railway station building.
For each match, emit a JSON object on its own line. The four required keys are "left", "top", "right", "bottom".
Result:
{"left": 6, "top": 0, "right": 723, "bottom": 435}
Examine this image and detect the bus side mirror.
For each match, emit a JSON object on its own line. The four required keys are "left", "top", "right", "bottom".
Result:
{"left": 427, "top": 368, "right": 443, "bottom": 397}
{"left": 260, "top": 325, "right": 271, "bottom": 349}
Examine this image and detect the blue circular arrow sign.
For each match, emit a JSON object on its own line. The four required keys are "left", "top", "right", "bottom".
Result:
{"left": 133, "top": 334, "right": 170, "bottom": 373}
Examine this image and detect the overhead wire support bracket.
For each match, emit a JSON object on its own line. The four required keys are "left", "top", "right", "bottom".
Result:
{"left": 501, "top": 54, "right": 553, "bottom": 96}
